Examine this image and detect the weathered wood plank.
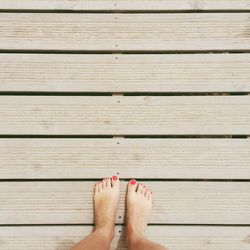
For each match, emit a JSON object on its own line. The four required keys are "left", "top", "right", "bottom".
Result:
{"left": 0, "top": 96, "right": 249, "bottom": 135}
{"left": 0, "top": 0, "right": 250, "bottom": 10}
{"left": 0, "top": 181, "right": 249, "bottom": 224}
{"left": 1, "top": 53, "right": 250, "bottom": 92}
{"left": 1, "top": 139, "right": 250, "bottom": 179}
{"left": 1, "top": 226, "right": 250, "bottom": 250}
{"left": 0, "top": 13, "right": 250, "bottom": 51}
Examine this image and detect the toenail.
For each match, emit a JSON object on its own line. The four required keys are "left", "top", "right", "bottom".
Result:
{"left": 112, "top": 175, "right": 118, "bottom": 181}
{"left": 130, "top": 179, "right": 136, "bottom": 185}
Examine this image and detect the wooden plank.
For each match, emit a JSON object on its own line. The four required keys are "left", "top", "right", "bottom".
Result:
{"left": 0, "top": 181, "right": 249, "bottom": 224}
{"left": 1, "top": 139, "right": 250, "bottom": 179}
{"left": 0, "top": 96, "right": 249, "bottom": 135}
{"left": 0, "top": 0, "right": 250, "bottom": 11}
{"left": 1, "top": 13, "right": 250, "bottom": 51}
{"left": 1, "top": 226, "right": 250, "bottom": 250}
{"left": 1, "top": 53, "right": 250, "bottom": 92}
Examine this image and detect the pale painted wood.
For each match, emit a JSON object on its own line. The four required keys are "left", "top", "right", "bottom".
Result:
{"left": 0, "top": 181, "right": 249, "bottom": 224}
{"left": 1, "top": 53, "right": 250, "bottom": 92}
{"left": 1, "top": 139, "right": 250, "bottom": 179}
{"left": 0, "top": 0, "right": 250, "bottom": 10}
{"left": 1, "top": 226, "right": 250, "bottom": 250}
{"left": 0, "top": 96, "right": 249, "bottom": 135}
{"left": 1, "top": 13, "right": 250, "bottom": 51}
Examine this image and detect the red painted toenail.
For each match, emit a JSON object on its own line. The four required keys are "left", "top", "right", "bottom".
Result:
{"left": 112, "top": 176, "right": 118, "bottom": 181}
{"left": 130, "top": 179, "right": 136, "bottom": 185}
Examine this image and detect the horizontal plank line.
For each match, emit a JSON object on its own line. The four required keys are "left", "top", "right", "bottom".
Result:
{"left": 0, "top": 92, "right": 249, "bottom": 96}
{"left": 1, "top": 10, "right": 250, "bottom": 14}
{"left": 0, "top": 179, "right": 250, "bottom": 182}
{"left": 1, "top": 50, "right": 250, "bottom": 54}
{"left": 125, "top": 93, "right": 249, "bottom": 96}
{"left": 0, "top": 135, "right": 248, "bottom": 138}
{"left": 0, "top": 9, "right": 250, "bottom": 14}
{"left": 1, "top": 223, "right": 250, "bottom": 227}
{"left": 0, "top": 135, "right": 113, "bottom": 138}
{"left": 0, "top": 92, "right": 114, "bottom": 96}
{"left": 125, "top": 135, "right": 249, "bottom": 138}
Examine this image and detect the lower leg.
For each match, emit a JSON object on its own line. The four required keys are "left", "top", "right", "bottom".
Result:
{"left": 126, "top": 179, "right": 167, "bottom": 250}
{"left": 71, "top": 227, "right": 113, "bottom": 250}
{"left": 127, "top": 233, "right": 166, "bottom": 250}
{"left": 71, "top": 176, "right": 120, "bottom": 250}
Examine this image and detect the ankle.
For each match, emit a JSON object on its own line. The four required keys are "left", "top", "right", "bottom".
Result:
{"left": 95, "top": 224, "right": 115, "bottom": 241}
{"left": 126, "top": 226, "right": 144, "bottom": 245}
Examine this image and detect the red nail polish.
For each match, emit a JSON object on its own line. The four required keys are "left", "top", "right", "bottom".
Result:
{"left": 130, "top": 179, "right": 136, "bottom": 185}
{"left": 112, "top": 176, "right": 118, "bottom": 181}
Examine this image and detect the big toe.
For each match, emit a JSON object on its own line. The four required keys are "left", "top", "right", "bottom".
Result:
{"left": 111, "top": 175, "right": 120, "bottom": 189}
{"left": 127, "top": 179, "right": 138, "bottom": 193}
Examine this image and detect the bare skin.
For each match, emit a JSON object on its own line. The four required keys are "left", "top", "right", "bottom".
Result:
{"left": 71, "top": 176, "right": 167, "bottom": 250}
{"left": 71, "top": 176, "right": 120, "bottom": 250}
{"left": 126, "top": 179, "right": 167, "bottom": 250}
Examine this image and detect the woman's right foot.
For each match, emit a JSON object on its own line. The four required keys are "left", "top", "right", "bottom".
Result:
{"left": 126, "top": 179, "right": 153, "bottom": 242}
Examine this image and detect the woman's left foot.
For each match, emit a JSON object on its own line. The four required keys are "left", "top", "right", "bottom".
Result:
{"left": 94, "top": 176, "right": 120, "bottom": 240}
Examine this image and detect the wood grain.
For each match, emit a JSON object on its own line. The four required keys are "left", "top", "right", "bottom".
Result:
{"left": 0, "top": 181, "right": 249, "bottom": 224}
{"left": 1, "top": 13, "right": 250, "bottom": 51}
{"left": 1, "top": 226, "right": 250, "bottom": 250}
{"left": 0, "top": 0, "right": 250, "bottom": 10}
{"left": 1, "top": 53, "right": 250, "bottom": 92}
{"left": 0, "top": 96, "right": 249, "bottom": 135}
{"left": 1, "top": 138, "right": 250, "bottom": 179}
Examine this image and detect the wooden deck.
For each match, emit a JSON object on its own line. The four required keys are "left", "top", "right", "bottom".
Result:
{"left": 0, "top": 1, "right": 250, "bottom": 249}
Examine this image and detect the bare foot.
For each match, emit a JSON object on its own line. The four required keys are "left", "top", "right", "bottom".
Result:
{"left": 94, "top": 176, "right": 120, "bottom": 240}
{"left": 126, "top": 179, "right": 153, "bottom": 241}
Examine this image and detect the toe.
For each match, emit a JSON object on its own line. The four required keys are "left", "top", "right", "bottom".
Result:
{"left": 137, "top": 183, "right": 144, "bottom": 194}
{"left": 98, "top": 181, "right": 102, "bottom": 192}
{"left": 107, "top": 178, "right": 111, "bottom": 188}
{"left": 94, "top": 182, "right": 99, "bottom": 193}
{"left": 143, "top": 186, "right": 148, "bottom": 197}
{"left": 102, "top": 178, "right": 108, "bottom": 189}
{"left": 146, "top": 190, "right": 151, "bottom": 199}
{"left": 111, "top": 175, "right": 120, "bottom": 188}
{"left": 127, "top": 179, "right": 137, "bottom": 193}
